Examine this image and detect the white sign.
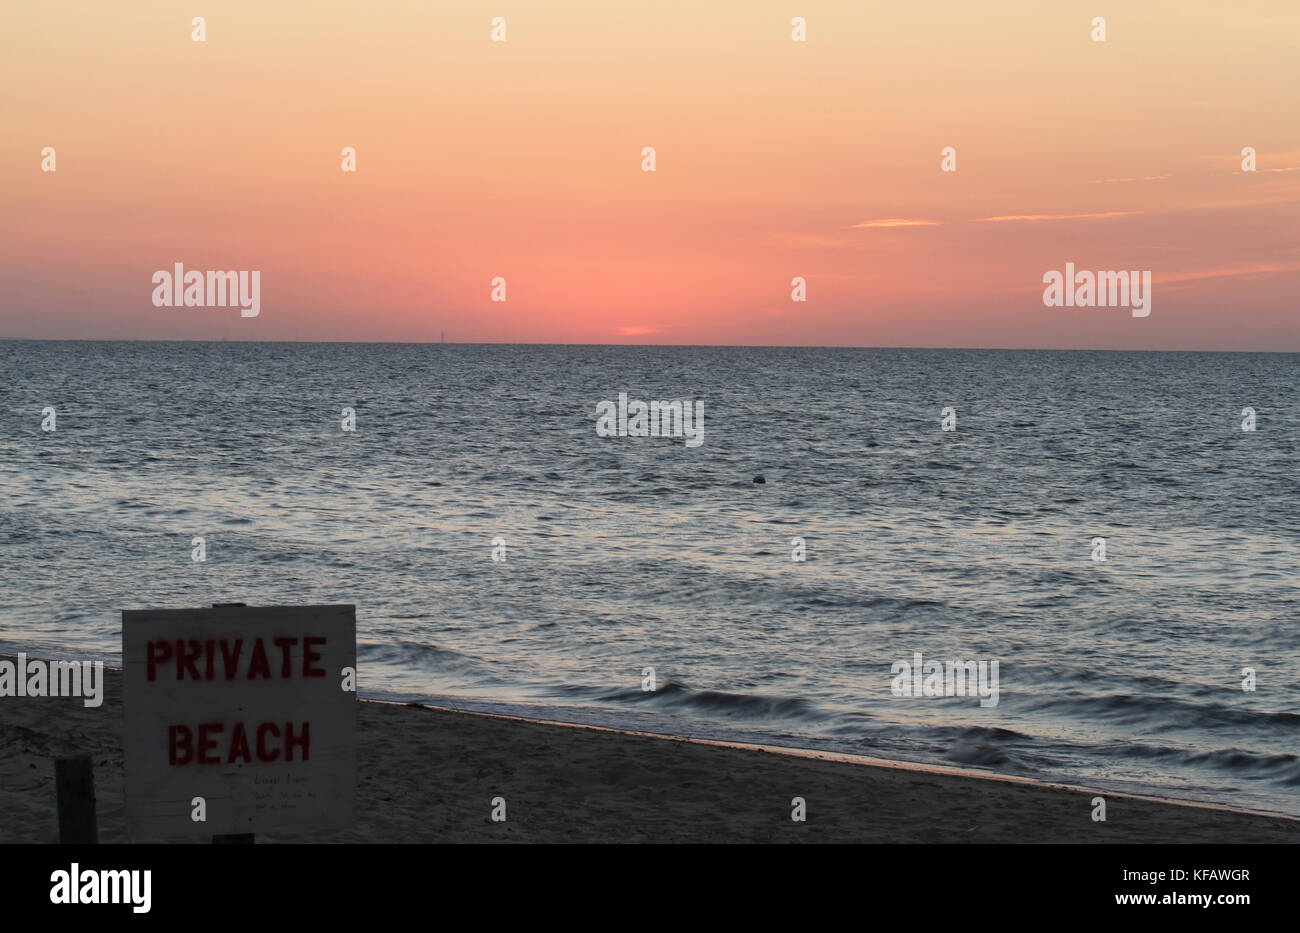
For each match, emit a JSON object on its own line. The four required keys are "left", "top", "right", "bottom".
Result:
{"left": 123, "top": 604, "right": 356, "bottom": 838}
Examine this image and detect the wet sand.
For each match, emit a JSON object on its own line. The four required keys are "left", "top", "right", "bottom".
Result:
{"left": 2, "top": 659, "right": 1296, "bottom": 843}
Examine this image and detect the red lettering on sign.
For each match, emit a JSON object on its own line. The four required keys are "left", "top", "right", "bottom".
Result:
{"left": 247, "top": 639, "right": 272, "bottom": 680}
{"left": 227, "top": 721, "right": 251, "bottom": 763}
{"left": 197, "top": 721, "right": 224, "bottom": 764}
{"left": 303, "top": 637, "right": 326, "bottom": 677}
{"left": 285, "top": 721, "right": 310, "bottom": 762}
{"left": 147, "top": 641, "right": 172, "bottom": 681}
{"left": 169, "top": 724, "right": 193, "bottom": 764}
{"left": 147, "top": 635, "right": 333, "bottom": 681}
{"left": 274, "top": 636, "right": 298, "bottom": 678}
{"left": 257, "top": 722, "right": 281, "bottom": 762}
{"left": 219, "top": 638, "right": 243, "bottom": 680}
{"left": 178, "top": 639, "right": 203, "bottom": 680}
{"left": 167, "top": 720, "right": 313, "bottom": 765}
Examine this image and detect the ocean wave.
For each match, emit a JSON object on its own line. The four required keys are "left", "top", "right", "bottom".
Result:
{"left": 1025, "top": 693, "right": 1300, "bottom": 730}
{"left": 590, "top": 681, "right": 830, "bottom": 723}
{"left": 1097, "top": 743, "right": 1300, "bottom": 783}
{"left": 358, "top": 640, "right": 496, "bottom": 675}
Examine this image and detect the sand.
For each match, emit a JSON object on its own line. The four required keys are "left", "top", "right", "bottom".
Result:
{"left": 2, "top": 660, "right": 1296, "bottom": 843}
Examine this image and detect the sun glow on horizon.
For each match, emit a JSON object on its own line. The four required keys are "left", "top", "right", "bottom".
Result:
{"left": 2, "top": 0, "right": 1298, "bottom": 350}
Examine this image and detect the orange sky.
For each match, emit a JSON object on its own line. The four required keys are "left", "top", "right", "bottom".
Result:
{"left": 2, "top": 0, "right": 1298, "bottom": 348}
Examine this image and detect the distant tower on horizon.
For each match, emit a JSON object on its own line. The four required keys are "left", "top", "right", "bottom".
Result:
{"left": 441, "top": 330, "right": 445, "bottom": 344}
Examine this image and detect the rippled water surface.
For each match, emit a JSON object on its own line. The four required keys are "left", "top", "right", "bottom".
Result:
{"left": 2, "top": 341, "right": 1297, "bottom": 814}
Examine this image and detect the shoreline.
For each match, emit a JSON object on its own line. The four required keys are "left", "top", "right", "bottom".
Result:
{"left": 9, "top": 646, "right": 1292, "bottom": 823}
{"left": 3, "top": 657, "right": 1297, "bottom": 842}
{"left": 385, "top": 698, "right": 1300, "bottom": 826}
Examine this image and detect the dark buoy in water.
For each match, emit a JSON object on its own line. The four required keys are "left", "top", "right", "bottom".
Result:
{"left": 752, "top": 475, "right": 766, "bottom": 484}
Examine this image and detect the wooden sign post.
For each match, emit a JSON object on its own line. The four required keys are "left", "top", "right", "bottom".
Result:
{"left": 122, "top": 604, "right": 357, "bottom": 839}
{"left": 55, "top": 756, "right": 98, "bottom": 843}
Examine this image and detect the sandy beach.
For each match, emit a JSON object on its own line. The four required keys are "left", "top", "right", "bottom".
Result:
{"left": 2, "top": 658, "right": 1296, "bottom": 844}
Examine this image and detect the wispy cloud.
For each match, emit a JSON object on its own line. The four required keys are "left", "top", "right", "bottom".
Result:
{"left": 1158, "top": 262, "right": 1300, "bottom": 286}
{"left": 1092, "top": 175, "right": 1170, "bottom": 184}
{"left": 849, "top": 210, "right": 1144, "bottom": 230}
{"left": 850, "top": 219, "right": 945, "bottom": 228}
{"left": 972, "top": 210, "right": 1142, "bottom": 223}
{"left": 617, "top": 325, "right": 660, "bottom": 336}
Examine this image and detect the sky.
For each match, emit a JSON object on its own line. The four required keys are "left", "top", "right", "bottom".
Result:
{"left": 2, "top": 0, "right": 1298, "bottom": 349}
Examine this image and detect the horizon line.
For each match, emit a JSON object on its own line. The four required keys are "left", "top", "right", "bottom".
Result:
{"left": 1, "top": 336, "right": 1297, "bottom": 355}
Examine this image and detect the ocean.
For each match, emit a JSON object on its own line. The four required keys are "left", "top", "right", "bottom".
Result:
{"left": 2, "top": 340, "right": 1297, "bottom": 815}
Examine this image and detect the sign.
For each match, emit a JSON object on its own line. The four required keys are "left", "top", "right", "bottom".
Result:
{"left": 123, "top": 604, "right": 356, "bottom": 838}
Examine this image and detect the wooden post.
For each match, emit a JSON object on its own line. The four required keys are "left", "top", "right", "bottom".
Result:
{"left": 55, "top": 755, "right": 97, "bottom": 843}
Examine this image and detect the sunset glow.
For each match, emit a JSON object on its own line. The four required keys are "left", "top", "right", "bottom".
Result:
{"left": 3, "top": 0, "right": 1298, "bottom": 348}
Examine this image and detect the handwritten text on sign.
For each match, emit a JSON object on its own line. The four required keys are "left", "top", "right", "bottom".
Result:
{"left": 123, "top": 605, "right": 356, "bottom": 838}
